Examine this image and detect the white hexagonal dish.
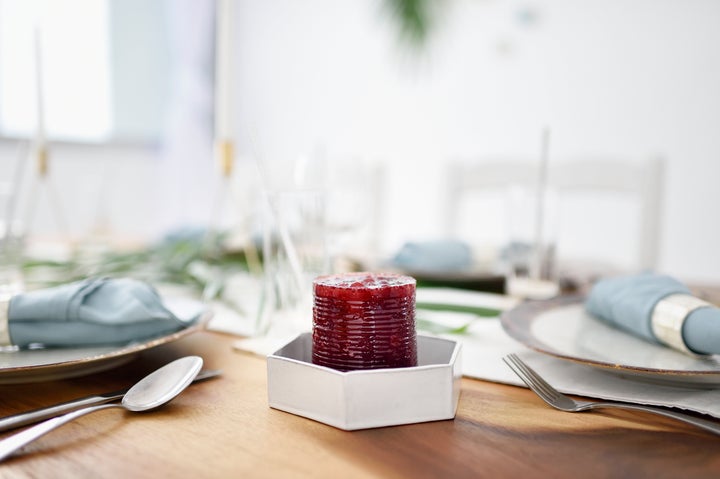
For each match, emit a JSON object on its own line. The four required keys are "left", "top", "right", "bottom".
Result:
{"left": 267, "top": 333, "right": 462, "bottom": 431}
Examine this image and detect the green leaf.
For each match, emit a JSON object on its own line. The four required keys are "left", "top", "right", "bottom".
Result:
{"left": 383, "top": 0, "right": 434, "bottom": 47}
{"left": 416, "top": 302, "right": 501, "bottom": 317}
{"left": 416, "top": 317, "right": 473, "bottom": 335}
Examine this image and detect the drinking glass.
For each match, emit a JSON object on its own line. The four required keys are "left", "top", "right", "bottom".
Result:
{"left": 503, "top": 185, "right": 559, "bottom": 299}
{"left": 0, "top": 182, "right": 25, "bottom": 300}
{"left": 256, "top": 154, "right": 331, "bottom": 337}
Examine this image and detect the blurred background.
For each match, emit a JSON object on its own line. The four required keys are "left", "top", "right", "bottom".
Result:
{"left": 1, "top": 0, "right": 719, "bottom": 287}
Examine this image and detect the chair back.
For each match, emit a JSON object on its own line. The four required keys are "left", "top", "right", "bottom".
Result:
{"left": 443, "top": 156, "right": 665, "bottom": 272}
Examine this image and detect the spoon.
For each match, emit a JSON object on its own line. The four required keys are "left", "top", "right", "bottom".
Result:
{"left": 0, "top": 355, "right": 203, "bottom": 462}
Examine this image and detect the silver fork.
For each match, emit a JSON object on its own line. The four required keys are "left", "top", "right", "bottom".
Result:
{"left": 503, "top": 353, "right": 720, "bottom": 436}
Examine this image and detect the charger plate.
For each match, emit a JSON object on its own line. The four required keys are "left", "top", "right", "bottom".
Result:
{"left": 0, "top": 298, "right": 209, "bottom": 384}
{"left": 501, "top": 295, "right": 720, "bottom": 387}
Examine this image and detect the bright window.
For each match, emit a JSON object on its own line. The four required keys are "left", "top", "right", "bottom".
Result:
{"left": 0, "top": 0, "right": 112, "bottom": 142}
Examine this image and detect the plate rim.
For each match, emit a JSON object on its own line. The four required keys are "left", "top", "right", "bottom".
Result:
{"left": 0, "top": 310, "right": 211, "bottom": 380}
{"left": 500, "top": 295, "right": 720, "bottom": 378}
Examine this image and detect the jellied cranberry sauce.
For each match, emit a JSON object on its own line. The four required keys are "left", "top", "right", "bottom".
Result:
{"left": 312, "top": 272, "right": 417, "bottom": 371}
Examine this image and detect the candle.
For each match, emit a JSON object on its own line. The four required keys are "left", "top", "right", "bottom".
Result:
{"left": 34, "top": 27, "right": 45, "bottom": 147}
{"left": 312, "top": 272, "right": 417, "bottom": 371}
{"left": 34, "top": 26, "right": 48, "bottom": 177}
{"left": 215, "top": 0, "right": 232, "bottom": 142}
{"left": 531, "top": 127, "right": 550, "bottom": 280}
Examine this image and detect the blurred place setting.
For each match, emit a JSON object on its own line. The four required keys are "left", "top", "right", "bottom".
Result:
{"left": 2, "top": 0, "right": 720, "bottom": 476}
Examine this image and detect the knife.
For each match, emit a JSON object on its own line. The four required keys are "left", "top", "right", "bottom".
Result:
{"left": 0, "top": 369, "right": 222, "bottom": 432}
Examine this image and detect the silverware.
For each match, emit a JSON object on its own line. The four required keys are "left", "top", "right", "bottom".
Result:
{"left": 0, "top": 368, "right": 221, "bottom": 433}
{"left": 0, "top": 356, "right": 204, "bottom": 462}
{"left": 502, "top": 353, "right": 720, "bottom": 436}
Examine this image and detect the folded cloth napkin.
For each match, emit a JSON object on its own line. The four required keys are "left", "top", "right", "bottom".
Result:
{"left": 586, "top": 273, "right": 720, "bottom": 355}
{"left": 392, "top": 240, "right": 472, "bottom": 272}
{"left": 5, "top": 278, "right": 198, "bottom": 348}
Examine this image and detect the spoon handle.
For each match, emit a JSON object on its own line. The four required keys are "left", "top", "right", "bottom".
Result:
{"left": 0, "top": 403, "right": 119, "bottom": 462}
{"left": 0, "top": 369, "right": 221, "bottom": 433}
{"left": 0, "top": 394, "right": 124, "bottom": 433}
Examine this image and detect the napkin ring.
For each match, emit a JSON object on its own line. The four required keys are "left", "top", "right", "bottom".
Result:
{"left": 651, "top": 294, "right": 711, "bottom": 356}
{"left": 0, "top": 298, "right": 11, "bottom": 347}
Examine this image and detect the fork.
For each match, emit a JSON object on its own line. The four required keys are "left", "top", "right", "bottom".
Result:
{"left": 503, "top": 353, "right": 720, "bottom": 436}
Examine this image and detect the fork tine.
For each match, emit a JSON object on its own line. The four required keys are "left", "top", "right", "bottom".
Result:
{"left": 504, "top": 354, "right": 560, "bottom": 405}
{"left": 502, "top": 356, "right": 533, "bottom": 387}
{"left": 502, "top": 356, "right": 554, "bottom": 404}
{"left": 507, "top": 354, "right": 561, "bottom": 401}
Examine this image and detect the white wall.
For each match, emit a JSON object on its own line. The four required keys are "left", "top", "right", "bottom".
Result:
{"left": 230, "top": 0, "right": 720, "bottom": 283}
{"left": 2, "top": 0, "right": 720, "bottom": 284}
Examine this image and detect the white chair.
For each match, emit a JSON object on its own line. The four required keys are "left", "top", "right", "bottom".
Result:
{"left": 443, "top": 156, "right": 665, "bottom": 276}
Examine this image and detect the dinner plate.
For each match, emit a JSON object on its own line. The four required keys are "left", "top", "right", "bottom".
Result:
{"left": 0, "top": 297, "right": 210, "bottom": 384}
{"left": 501, "top": 295, "right": 720, "bottom": 386}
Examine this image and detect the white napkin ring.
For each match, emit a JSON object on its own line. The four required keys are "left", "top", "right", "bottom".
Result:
{"left": 651, "top": 293, "right": 711, "bottom": 356}
{"left": 0, "top": 298, "right": 11, "bottom": 347}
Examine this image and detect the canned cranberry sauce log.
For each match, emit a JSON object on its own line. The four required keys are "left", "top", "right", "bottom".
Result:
{"left": 312, "top": 272, "right": 418, "bottom": 371}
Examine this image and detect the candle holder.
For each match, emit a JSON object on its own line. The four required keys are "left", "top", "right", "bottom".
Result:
{"left": 24, "top": 144, "right": 70, "bottom": 241}
{"left": 216, "top": 139, "right": 234, "bottom": 178}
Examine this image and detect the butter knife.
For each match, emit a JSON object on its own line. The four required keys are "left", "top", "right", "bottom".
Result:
{"left": 0, "top": 369, "right": 221, "bottom": 432}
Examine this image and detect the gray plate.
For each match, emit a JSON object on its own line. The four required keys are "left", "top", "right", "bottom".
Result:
{"left": 501, "top": 295, "right": 720, "bottom": 387}
{"left": 0, "top": 298, "right": 209, "bottom": 384}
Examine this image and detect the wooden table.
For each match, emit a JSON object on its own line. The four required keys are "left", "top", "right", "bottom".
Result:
{"left": 1, "top": 330, "right": 720, "bottom": 478}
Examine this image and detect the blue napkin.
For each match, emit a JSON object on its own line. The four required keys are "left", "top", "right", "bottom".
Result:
{"left": 8, "top": 278, "right": 197, "bottom": 348}
{"left": 392, "top": 240, "right": 472, "bottom": 272}
{"left": 586, "top": 273, "right": 720, "bottom": 355}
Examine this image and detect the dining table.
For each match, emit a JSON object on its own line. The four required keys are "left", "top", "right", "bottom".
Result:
{"left": 2, "top": 290, "right": 720, "bottom": 478}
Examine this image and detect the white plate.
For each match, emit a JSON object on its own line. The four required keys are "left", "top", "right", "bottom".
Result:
{"left": 501, "top": 295, "right": 720, "bottom": 386}
{"left": 0, "top": 298, "right": 209, "bottom": 384}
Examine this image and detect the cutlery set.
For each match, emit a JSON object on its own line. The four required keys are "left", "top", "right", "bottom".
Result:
{"left": 0, "top": 368, "right": 221, "bottom": 433}
{"left": 0, "top": 361, "right": 221, "bottom": 462}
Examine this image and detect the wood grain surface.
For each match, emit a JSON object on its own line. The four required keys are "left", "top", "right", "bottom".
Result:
{"left": 1, "top": 330, "right": 720, "bottom": 478}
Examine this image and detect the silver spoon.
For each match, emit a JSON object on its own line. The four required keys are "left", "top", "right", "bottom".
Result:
{"left": 0, "top": 355, "right": 203, "bottom": 462}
